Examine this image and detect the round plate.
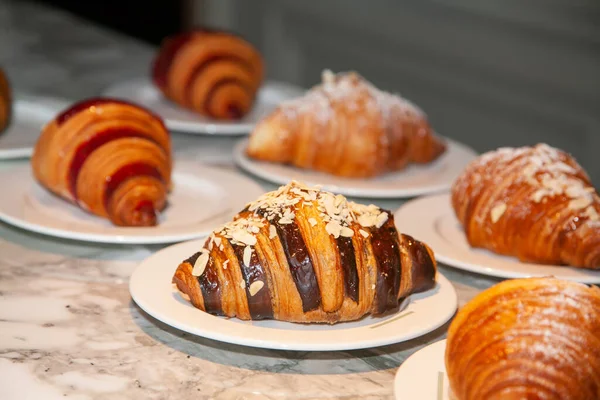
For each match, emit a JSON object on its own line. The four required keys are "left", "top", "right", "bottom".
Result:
{"left": 0, "top": 161, "right": 264, "bottom": 244}
{"left": 0, "top": 95, "right": 71, "bottom": 159}
{"left": 103, "top": 77, "right": 305, "bottom": 135}
{"left": 394, "top": 194, "right": 600, "bottom": 283}
{"left": 130, "top": 239, "right": 458, "bottom": 351}
{"left": 394, "top": 339, "right": 449, "bottom": 400}
{"left": 233, "top": 138, "right": 478, "bottom": 199}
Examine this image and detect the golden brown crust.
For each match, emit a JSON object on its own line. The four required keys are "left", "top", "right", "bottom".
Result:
{"left": 172, "top": 181, "right": 437, "bottom": 324}
{"left": 0, "top": 68, "right": 11, "bottom": 133}
{"left": 451, "top": 143, "right": 600, "bottom": 269}
{"left": 31, "top": 99, "right": 171, "bottom": 227}
{"left": 245, "top": 71, "right": 446, "bottom": 178}
{"left": 445, "top": 277, "right": 600, "bottom": 400}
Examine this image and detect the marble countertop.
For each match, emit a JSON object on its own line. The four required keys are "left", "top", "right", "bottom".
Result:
{"left": 0, "top": 2, "right": 502, "bottom": 399}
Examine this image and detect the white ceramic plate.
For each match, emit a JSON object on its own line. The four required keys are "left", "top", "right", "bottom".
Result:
{"left": 0, "top": 95, "right": 71, "bottom": 159}
{"left": 130, "top": 239, "right": 458, "bottom": 351}
{"left": 103, "top": 77, "right": 305, "bottom": 135}
{"left": 394, "top": 194, "right": 600, "bottom": 283}
{"left": 394, "top": 339, "right": 450, "bottom": 400}
{"left": 0, "top": 161, "right": 264, "bottom": 244}
{"left": 233, "top": 138, "right": 478, "bottom": 199}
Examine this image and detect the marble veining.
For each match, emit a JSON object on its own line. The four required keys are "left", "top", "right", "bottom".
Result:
{"left": 0, "top": 1, "right": 500, "bottom": 398}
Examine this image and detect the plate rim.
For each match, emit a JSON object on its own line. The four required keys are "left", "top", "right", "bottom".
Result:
{"left": 129, "top": 238, "right": 458, "bottom": 351}
{"left": 0, "top": 95, "right": 72, "bottom": 160}
{"left": 393, "top": 193, "right": 600, "bottom": 284}
{"left": 0, "top": 161, "right": 265, "bottom": 244}
{"left": 393, "top": 339, "right": 448, "bottom": 400}
{"left": 232, "top": 138, "right": 478, "bottom": 199}
{"left": 102, "top": 77, "right": 305, "bottom": 135}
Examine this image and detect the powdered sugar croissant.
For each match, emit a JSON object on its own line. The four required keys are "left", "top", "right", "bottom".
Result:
{"left": 451, "top": 143, "right": 600, "bottom": 269}
{"left": 173, "top": 181, "right": 437, "bottom": 323}
{"left": 446, "top": 277, "right": 600, "bottom": 400}
{"left": 246, "top": 70, "right": 446, "bottom": 178}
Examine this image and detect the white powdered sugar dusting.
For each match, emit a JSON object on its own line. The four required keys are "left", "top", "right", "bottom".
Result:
{"left": 280, "top": 70, "right": 424, "bottom": 127}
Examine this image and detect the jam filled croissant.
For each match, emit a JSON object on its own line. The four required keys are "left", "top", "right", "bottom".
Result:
{"left": 173, "top": 181, "right": 437, "bottom": 324}
{"left": 451, "top": 143, "right": 600, "bottom": 269}
{"left": 152, "top": 28, "right": 264, "bottom": 120}
{"left": 31, "top": 98, "right": 172, "bottom": 227}
{"left": 0, "top": 67, "right": 11, "bottom": 133}
{"left": 246, "top": 70, "right": 446, "bottom": 178}
{"left": 446, "top": 277, "right": 600, "bottom": 400}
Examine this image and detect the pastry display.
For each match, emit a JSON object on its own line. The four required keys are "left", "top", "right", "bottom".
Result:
{"left": 0, "top": 67, "right": 11, "bottom": 133}
{"left": 173, "top": 181, "right": 437, "bottom": 323}
{"left": 445, "top": 277, "right": 600, "bottom": 400}
{"left": 245, "top": 70, "right": 446, "bottom": 178}
{"left": 152, "top": 28, "right": 264, "bottom": 120}
{"left": 451, "top": 143, "right": 600, "bottom": 269}
{"left": 32, "top": 98, "right": 172, "bottom": 227}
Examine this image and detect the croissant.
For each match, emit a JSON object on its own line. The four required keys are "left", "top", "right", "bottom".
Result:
{"left": 451, "top": 143, "right": 600, "bottom": 269}
{"left": 0, "top": 67, "right": 10, "bottom": 133}
{"left": 245, "top": 70, "right": 446, "bottom": 178}
{"left": 172, "top": 181, "right": 437, "bottom": 323}
{"left": 445, "top": 277, "right": 600, "bottom": 400}
{"left": 31, "top": 98, "right": 172, "bottom": 227}
{"left": 152, "top": 28, "right": 264, "bottom": 120}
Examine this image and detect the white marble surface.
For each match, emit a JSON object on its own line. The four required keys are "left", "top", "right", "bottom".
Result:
{"left": 0, "top": 1, "right": 502, "bottom": 399}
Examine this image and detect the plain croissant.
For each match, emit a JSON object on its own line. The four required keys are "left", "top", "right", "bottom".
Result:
{"left": 445, "top": 277, "right": 600, "bottom": 400}
{"left": 0, "top": 67, "right": 10, "bottom": 133}
{"left": 152, "top": 28, "right": 264, "bottom": 120}
{"left": 245, "top": 70, "right": 446, "bottom": 178}
{"left": 32, "top": 97, "right": 172, "bottom": 227}
{"left": 173, "top": 181, "right": 437, "bottom": 323}
{"left": 451, "top": 143, "right": 600, "bottom": 269}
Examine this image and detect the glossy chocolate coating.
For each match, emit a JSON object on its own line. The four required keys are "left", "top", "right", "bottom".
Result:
{"left": 184, "top": 252, "right": 223, "bottom": 316}
{"left": 336, "top": 236, "right": 359, "bottom": 303}
{"left": 232, "top": 243, "right": 274, "bottom": 319}
{"left": 369, "top": 213, "right": 402, "bottom": 314}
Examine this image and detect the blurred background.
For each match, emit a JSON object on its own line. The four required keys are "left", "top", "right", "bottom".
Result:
{"left": 4, "top": 0, "right": 600, "bottom": 182}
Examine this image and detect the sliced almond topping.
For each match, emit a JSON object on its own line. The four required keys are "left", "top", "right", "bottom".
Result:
{"left": 490, "top": 203, "right": 507, "bottom": 223}
{"left": 334, "top": 194, "right": 345, "bottom": 207}
{"left": 240, "top": 280, "right": 246, "bottom": 289}
{"left": 340, "top": 226, "right": 354, "bottom": 237}
{"left": 569, "top": 196, "right": 593, "bottom": 210}
{"left": 325, "top": 221, "right": 342, "bottom": 238}
{"left": 371, "top": 284, "right": 376, "bottom": 290}
{"left": 358, "top": 214, "right": 376, "bottom": 227}
{"left": 269, "top": 225, "right": 277, "bottom": 239}
{"left": 375, "top": 212, "right": 388, "bottom": 228}
{"left": 308, "top": 217, "right": 317, "bottom": 227}
{"left": 243, "top": 246, "right": 253, "bottom": 267}
{"left": 249, "top": 281, "right": 264, "bottom": 296}
{"left": 584, "top": 206, "right": 599, "bottom": 221}
{"left": 192, "top": 251, "right": 209, "bottom": 276}
{"left": 359, "top": 229, "right": 369, "bottom": 238}
{"left": 530, "top": 189, "right": 551, "bottom": 203}
{"left": 223, "top": 259, "right": 229, "bottom": 270}
{"left": 231, "top": 230, "right": 257, "bottom": 246}
{"left": 214, "top": 237, "right": 222, "bottom": 247}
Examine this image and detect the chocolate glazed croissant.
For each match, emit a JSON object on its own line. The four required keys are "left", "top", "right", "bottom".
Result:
{"left": 152, "top": 28, "right": 264, "bottom": 120}
{"left": 451, "top": 143, "right": 600, "bottom": 269}
{"left": 246, "top": 70, "right": 446, "bottom": 178}
{"left": 32, "top": 98, "right": 172, "bottom": 227}
{"left": 0, "top": 67, "right": 11, "bottom": 133}
{"left": 173, "top": 181, "right": 437, "bottom": 323}
{"left": 445, "top": 277, "right": 600, "bottom": 400}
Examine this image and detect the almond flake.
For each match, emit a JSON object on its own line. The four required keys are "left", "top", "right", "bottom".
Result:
{"left": 249, "top": 281, "right": 264, "bottom": 296}
{"left": 340, "top": 226, "right": 354, "bottom": 237}
{"left": 192, "top": 251, "right": 209, "bottom": 276}
{"left": 243, "top": 246, "right": 252, "bottom": 266}
{"left": 569, "top": 196, "right": 593, "bottom": 210}
{"left": 358, "top": 214, "right": 376, "bottom": 227}
{"left": 325, "top": 221, "right": 342, "bottom": 238}
{"left": 584, "top": 206, "right": 599, "bottom": 221}
{"left": 371, "top": 284, "right": 376, "bottom": 290}
{"left": 308, "top": 217, "right": 317, "bottom": 226}
{"left": 214, "top": 237, "right": 222, "bottom": 247}
{"left": 240, "top": 280, "right": 246, "bottom": 289}
{"left": 375, "top": 212, "right": 388, "bottom": 228}
{"left": 269, "top": 225, "right": 277, "bottom": 239}
{"left": 359, "top": 229, "right": 369, "bottom": 238}
{"left": 231, "top": 230, "right": 257, "bottom": 246}
{"left": 490, "top": 203, "right": 507, "bottom": 223}
{"left": 223, "top": 259, "right": 229, "bottom": 270}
